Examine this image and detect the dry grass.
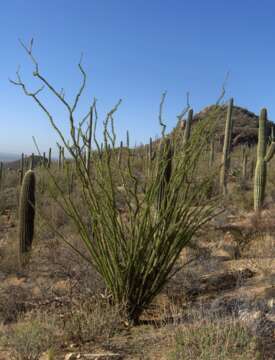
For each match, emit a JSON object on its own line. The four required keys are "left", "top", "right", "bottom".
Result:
{"left": 0, "top": 312, "right": 58, "bottom": 360}
{"left": 169, "top": 317, "right": 259, "bottom": 360}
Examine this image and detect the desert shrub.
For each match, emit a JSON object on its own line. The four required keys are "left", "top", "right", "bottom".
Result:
{"left": 0, "top": 312, "right": 58, "bottom": 360}
{"left": 0, "top": 285, "right": 29, "bottom": 323}
{"left": 12, "top": 41, "right": 221, "bottom": 323}
{"left": 169, "top": 318, "right": 259, "bottom": 360}
{"left": 62, "top": 297, "right": 123, "bottom": 343}
{"left": 0, "top": 187, "right": 18, "bottom": 214}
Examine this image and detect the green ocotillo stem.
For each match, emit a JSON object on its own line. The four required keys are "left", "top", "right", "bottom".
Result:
{"left": 220, "top": 98, "right": 234, "bottom": 194}
{"left": 253, "top": 108, "right": 275, "bottom": 211}
{"left": 86, "top": 106, "right": 93, "bottom": 176}
{"left": 18, "top": 170, "right": 36, "bottom": 266}
{"left": 183, "top": 109, "right": 193, "bottom": 146}
{"left": 157, "top": 137, "right": 173, "bottom": 211}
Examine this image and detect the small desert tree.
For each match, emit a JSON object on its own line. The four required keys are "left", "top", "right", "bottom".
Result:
{"left": 11, "top": 40, "right": 220, "bottom": 323}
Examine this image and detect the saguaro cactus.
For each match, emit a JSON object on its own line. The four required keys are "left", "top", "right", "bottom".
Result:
{"left": 18, "top": 170, "right": 36, "bottom": 266}
{"left": 254, "top": 108, "right": 275, "bottom": 211}
{"left": 220, "top": 98, "right": 234, "bottom": 194}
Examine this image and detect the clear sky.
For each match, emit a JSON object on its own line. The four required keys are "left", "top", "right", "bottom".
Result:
{"left": 1, "top": 0, "right": 275, "bottom": 155}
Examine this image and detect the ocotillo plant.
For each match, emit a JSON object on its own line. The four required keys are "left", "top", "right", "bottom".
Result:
{"left": 220, "top": 98, "right": 234, "bottom": 194}
{"left": 12, "top": 41, "right": 220, "bottom": 323}
{"left": 254, "top": 108, "right": 275, "bottom": 211}
{"left": 18, "top": 170, "right": 36, "bottom": 266}
{"left": 182, "top": 108, "right": 193, "bottom": 146}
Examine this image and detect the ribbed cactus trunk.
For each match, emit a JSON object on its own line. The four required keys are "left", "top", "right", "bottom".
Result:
{"left": 157, "top": 137, "right": 173, "bottom": 211}
{"left": 220, "top": 98, "right": 234, "bottom": 194}
{"left": 254, "top": 108, "right": 275, "bottom": 211}
{"left": 18, "top": 170, "right": 36, "bottom": 266}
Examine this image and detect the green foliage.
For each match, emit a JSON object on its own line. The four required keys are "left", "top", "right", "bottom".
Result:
{"left": 18, "top": 170, "right": 36, "bottom": 266}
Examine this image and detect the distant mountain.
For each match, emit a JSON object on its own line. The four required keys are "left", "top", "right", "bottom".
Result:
{"left": 0, "top": 152, "right": 20, "bottom": 163}
{"left": 2, "top": 155, "right": 44, "bottom": 170}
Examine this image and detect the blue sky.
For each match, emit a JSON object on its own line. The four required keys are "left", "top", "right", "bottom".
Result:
{"left": 1, "top": 0, "right": 275, "bottom": 155}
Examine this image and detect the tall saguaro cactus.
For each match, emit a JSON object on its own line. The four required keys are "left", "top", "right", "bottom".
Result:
{"left": 18, "top": 170, "right": 36, "bottom": 266}
{"left": 220, "top": 98, "right": 234, "bottom": 194}
{"left": 254, "top": 108, "right": 275, "bottom": 211}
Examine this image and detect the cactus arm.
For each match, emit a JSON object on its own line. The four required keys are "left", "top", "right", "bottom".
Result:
{"left": 264, "top": 142, "right": 275, "bottom": 162}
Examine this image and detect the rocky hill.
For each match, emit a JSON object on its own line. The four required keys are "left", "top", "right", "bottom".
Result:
{"left": 177, "top": 104, "right": 274, "bottom": 147}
